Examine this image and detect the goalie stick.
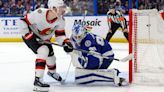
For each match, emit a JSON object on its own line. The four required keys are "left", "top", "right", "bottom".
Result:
{"left": 43, "top": 41, "right": 133, "bottom": 62}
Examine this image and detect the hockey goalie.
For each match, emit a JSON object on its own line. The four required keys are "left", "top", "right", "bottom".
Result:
{"left": 69, "top": 24, "right": 128, "bottom": 86}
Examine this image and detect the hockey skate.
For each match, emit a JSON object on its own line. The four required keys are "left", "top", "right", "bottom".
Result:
{"left": 118, "top": 77, "right": 129, "bottom": 86}
{"left": 111, "top": 69, "right": 128, "bottom": 86}
{"left": 47, "top": 71, "right": 62, "bottom": 82}
{"left": 33, "top": 77, "right": 50, "bottom": 92}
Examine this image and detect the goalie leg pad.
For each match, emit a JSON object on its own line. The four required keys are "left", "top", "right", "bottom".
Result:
{"left": 75, "top": 68, "right": 121, "bottom": 86}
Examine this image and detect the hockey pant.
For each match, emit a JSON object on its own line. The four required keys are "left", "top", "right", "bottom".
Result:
{"left": 22, "top": 34, "right": 56, "bottom": 78}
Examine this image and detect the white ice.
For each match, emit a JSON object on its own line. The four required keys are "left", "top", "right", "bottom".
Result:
{"left": 0, "top": 42, "right": 164, "bottom": 92}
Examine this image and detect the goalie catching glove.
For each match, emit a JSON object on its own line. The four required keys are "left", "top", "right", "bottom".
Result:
{"left": 63, "top": 39, "right": 73, "bottom": 52}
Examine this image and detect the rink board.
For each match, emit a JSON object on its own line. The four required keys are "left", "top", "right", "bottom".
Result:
{"left": 0, "top": 16, "right": 128, "bottom": 42}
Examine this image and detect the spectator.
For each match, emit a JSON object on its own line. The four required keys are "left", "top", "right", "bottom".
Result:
{"left": 67, "top": 0, "right": 93, "bottom": 16}
{"left": 16, "top": 0, "right": 24, "bottom": 16}
{"left": 35, "top": 0, "right": 44, "bottom": 9}
{"left": 43, "top": 0, "right": 48, "bottom": 8}
{"left": 0, "top": 0, "right": 163, "bottom": 16}
{"left": 68, "top": 0, "right": 82, "bottom": 15}
{"left": 114, "top": 0, "right": 126, "bottom": 14}
{"left": 0, "top": 2, "right": 10, "bottom": 16}
{"left": 10, "top": 4, "right": 18, "bottom": 16}
{"left": 23, "top": 3, "right": 32, "bottom": 16}
{"left": 0, "top": 0, "right": 3, "bottom": 8}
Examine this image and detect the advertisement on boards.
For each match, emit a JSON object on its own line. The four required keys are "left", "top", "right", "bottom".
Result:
{"left": 0, "top": 17, "right": 21, "bottom": 38}
{"left": 0, "top": 16, "right": 128, "bottom": 42}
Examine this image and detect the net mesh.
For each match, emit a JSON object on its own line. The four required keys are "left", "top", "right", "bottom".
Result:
{"left": 131, "top": 9, "right": 164, "bottom": 85}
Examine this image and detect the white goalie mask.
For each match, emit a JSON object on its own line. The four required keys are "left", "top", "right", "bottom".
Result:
{"left": 72, "top": 24, "right": 86, "bottom": 44}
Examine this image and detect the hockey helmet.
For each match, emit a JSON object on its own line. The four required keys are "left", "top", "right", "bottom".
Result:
{"left": 48, "top": 0, "right": 65, "bottom": 9}
{"left": 72, "top": 24, "right": 86, "bottom": 43}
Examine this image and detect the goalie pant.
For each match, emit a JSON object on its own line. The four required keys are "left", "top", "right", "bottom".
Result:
{"left": 70, "top": 32, "right": 114, "bottom": 69}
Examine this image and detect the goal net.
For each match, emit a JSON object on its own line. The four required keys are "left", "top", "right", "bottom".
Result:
{"left": 129, "top": 9, "right": 164, "bottom": 85}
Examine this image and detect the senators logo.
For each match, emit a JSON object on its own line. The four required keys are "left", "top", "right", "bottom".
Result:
{"left": 39, "top": 28, "right": 53, "bottom": 35}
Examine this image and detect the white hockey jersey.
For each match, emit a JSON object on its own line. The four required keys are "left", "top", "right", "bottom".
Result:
{"left": 24, "top": 8, "right": 67, "bottom": 45}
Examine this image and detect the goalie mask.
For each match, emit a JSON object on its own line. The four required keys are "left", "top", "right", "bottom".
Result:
{"left": 72, "top": 24, "right": 86, "bottom": 44}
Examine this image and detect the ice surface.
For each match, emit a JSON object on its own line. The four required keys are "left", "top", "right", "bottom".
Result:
{"left": 0, "top": 42, "right": 164, "bottom": 92}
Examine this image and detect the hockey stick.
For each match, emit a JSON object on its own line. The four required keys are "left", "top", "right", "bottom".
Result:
{"left": 82, "top": 10, "right": 87, "bottom": 23}
{"left": 61, "top": 60, "right": 71, "bottom": 84}
{"left": 43, "top": 41, "right": 133, "bottom": 62}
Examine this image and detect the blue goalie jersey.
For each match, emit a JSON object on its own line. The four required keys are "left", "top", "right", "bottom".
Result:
{"left": 71, "top": 33, "right": 114, "bottom": 69}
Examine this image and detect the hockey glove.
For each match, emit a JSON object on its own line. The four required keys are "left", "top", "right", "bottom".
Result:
{"left": 63, "top": 39, "right": 73, "bottom": 52}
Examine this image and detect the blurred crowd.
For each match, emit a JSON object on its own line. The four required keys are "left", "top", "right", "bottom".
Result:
{"left": 0, "top": 0, "right": 163, "bottom": 16}
{"left": 65, "top": 0, "right": 93, "bottom": 15}
{"left": 98, "top": 0, "right": 164, "bottom": 14}
{"left": 0, "top": 0, "right": 48, "bottom": 16}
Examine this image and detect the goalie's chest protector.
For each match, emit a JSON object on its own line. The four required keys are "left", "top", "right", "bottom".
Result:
{"left": 26, "top": 8, "right": 65, "bottom": 38}
{"left": 80, "top": 34, "right": 102, "bottom": 55}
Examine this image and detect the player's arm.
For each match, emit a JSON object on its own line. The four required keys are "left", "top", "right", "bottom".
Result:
{"left": 107, "top": 12, "right": 113, "bottom": 32}
{"left": 102, "top": 40, "right": 114, "bottom": 58}
{"left": 85, "top": 35, "right": 105, "bottom": 61}
{"left": 116, "top": 11, "right": 127, "bottom": 31}
{"left": 18, "top": 10, "right": 37, "bottom": 39}
{"left": 54, "top": 21, "right": 73, "bottom": 52}
{"left": 21, "top": 9, "right": 38, "bottom": 26}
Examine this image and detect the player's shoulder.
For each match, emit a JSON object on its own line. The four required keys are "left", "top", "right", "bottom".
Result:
{"left": 116, "top": 10, "right": 122, "bottom": 15}
{"left": 85, "top": 32, "right": 95, "bottom": 40}
{"left": 107, "top": 10, "right": 112, "bottom": 15}
{"left": 33, "top": 8, "right": 48, "bottom": 15}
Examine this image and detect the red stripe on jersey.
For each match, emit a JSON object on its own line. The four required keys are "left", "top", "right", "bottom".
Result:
{"left": 46, "top": 10, "right": 58, "bottom": 24}
{"left": 36, "top": 59, "right": 46, "bottom": 63}
{"left": 25, "top": 15, "right": 32, "bottom": 25}
{"left": 40, "top": 28, "right": 51, "bottom": 35}
{"left": 55, "top": 30, "right": 65, "bottom": 37}
{"left": 24, "top": 32, "right": 33, "bottom": 40}
{"left": 161, "top": 12, "right": 164, "bottom": 20}
{"left": 36, "top": 66, "right": 45, "bottom": 69}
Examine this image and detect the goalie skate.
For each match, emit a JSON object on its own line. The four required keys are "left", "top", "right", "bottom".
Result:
{"left": 47, "top": 71, "right": 62, "bottom": 82}
{"left": 118, "top": 77, "right": 128, "bottom": 86}
{"left": 33, "top": 77, "right": 50, "bottom": 92}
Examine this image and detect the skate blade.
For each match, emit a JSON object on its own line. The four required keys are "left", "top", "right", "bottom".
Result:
{"left": 33, "top": 86, "right": 49, "bottom": 92}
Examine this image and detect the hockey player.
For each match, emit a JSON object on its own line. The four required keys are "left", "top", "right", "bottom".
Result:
{"left": 106, "top": 5, "right": 128, "bottom": 42}
{"left": 18, "top": 0, "right": 73, "bottom": 91}
{"left": 70, "top": 24, "right": 127, "bottom": 86}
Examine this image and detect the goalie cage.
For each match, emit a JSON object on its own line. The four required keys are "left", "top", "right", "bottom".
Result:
{"left": 129, "top": 9, "right": 164, "bottom": 85}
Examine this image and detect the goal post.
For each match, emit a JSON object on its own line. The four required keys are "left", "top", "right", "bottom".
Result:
{"left": 129, "top": 9, "right": 164, "bottom": 85}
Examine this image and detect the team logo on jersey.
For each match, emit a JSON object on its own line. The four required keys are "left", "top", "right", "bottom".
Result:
{"left": 39, "top": 28, "right": 53, "bottom": 35}
{"left": 38, "top": 9, "right": 42, "bottom": 13}
{"left": 85, "top": 40, "right": 91, "bottom": 47}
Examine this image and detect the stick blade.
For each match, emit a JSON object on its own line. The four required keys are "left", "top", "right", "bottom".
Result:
{"left": 120, "top": 53, "right": 133, "bottom": 62}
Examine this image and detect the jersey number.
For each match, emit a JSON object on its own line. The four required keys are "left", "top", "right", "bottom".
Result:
{"left": 96, "top": 36, "right": 104, "bottom": 46}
